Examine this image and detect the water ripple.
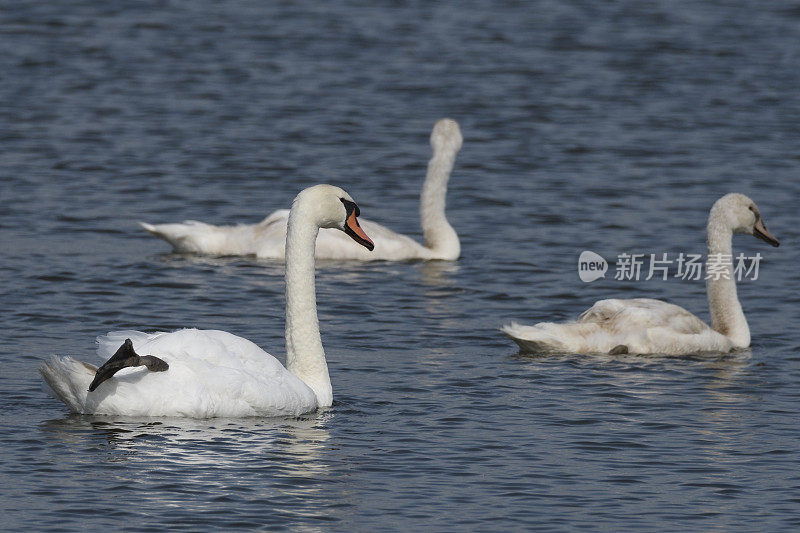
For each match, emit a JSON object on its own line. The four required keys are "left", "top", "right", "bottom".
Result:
{"left": 2, "top": 0, "right": 800, "bottom": 530}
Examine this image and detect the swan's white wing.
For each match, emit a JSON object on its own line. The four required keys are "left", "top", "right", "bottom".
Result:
{"left": 41, "top": 329, "right": 317, "bottom": 418}
{"left": 579, "top": 298, "right": 709, "bottom": 334}
{"left": 577, "top": 298, "right": 731, "bottom": 353}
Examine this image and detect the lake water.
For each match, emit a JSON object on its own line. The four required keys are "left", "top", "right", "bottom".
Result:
{"left": 2, "top": 1, "right": 800, "bottom": 530}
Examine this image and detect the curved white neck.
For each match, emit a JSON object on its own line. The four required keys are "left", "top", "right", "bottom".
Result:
{"left": 420, "top": 135, "right": 460, "bottom": 260}
{"left": 284, "top": 201, "right": 332, "bottom": 407}
{"left": 706, "top": 214, "right": 750, "bottom": 347}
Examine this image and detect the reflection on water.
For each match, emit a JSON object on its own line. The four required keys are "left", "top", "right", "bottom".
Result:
{"left": 511, "top": 349, "right": 755, "bottom": 405}
{"left": 417, "top": 261, "right": 462, "bottom": 330}
{"left": 41, "top": 411, "right": 332, "bottom": 468}
{"left": 417, "top": 261, "right": 459, "bottom": 287}
{"left": 701, "top": 349, "right": 755, "bottom": 405}
{"left": 152, "top": 252, "right": 287, "bottom": 281}
{"left": 39, "top": 412, "right": 337, "bottom": 523}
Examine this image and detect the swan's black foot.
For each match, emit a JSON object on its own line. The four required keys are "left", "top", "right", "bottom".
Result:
{"left": 88, "top": 339, "right": 169, "bottom": 392}
{"left": 608, "top": 344, "right": 629, "bottom": 355}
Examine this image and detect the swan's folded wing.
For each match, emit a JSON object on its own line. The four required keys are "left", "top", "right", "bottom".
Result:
{"left": 579, "top": 298, "right": 708, "bottom": 334}
{"left": 99, "top": 329, "right": 279, "bottom": 368}
{"left": 578, "top": 299, "right": 627, "bottom": 323}
{"left": 86, "top": 329, "right": 317, "bottom": 417}
{"left": 258, "top": 209, "right": 290, "bottom": 226}
{"left": 661, "top": 306, "right": 710, "bottom": 335}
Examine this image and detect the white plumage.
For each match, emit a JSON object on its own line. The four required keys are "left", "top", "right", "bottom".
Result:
{"left": 140, "top": 118, "right": 463, "bottom": 261}
{"left": 502, "top": 298, "right": 733, "bottom": 355}
{"left": 502, "top": 193, "right": 779, "bottom": 355}
{"left": 40, "top": 329, "right": 317, "bottom": 417}
{"left": 40, "top": 185, "right": 374, "bottom": 417}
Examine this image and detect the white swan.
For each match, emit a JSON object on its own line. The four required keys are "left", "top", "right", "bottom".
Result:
{"left": 140, "top": 119, "right": 463, "bottom": 261}
{"left": 40, "top": 184, "right": 374, "bottom": 417}
{"left": 502, "top": 193, "right": 779, "bottom": 356}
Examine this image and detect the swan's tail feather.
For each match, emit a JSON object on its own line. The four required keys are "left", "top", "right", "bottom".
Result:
{"left": 138, "top": 221, "right": 159, "bottom": 235}
{"left": 140, "top": 220, "right": 260, "bottom": 256}
{"left": 39, "top": 356, "right": 96, "bottom": 413}
{"left": 138, "top": 221, "right": 210, "bottom": 253}
{"left": 139, "top": 220, "right": 186, "bottom": 248}
{"left": 501, "top": 322, "right": 572, "bottom": 353}
{"left": 503, "top": 320, "right": 624, "bottom": 355}
{"left": 139, "top": 221, "right": 184, "bottom": 241}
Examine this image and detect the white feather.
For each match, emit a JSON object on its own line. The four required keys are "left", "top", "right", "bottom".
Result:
{"left": 41, "top": 330, "right": 315, "bottom": 417}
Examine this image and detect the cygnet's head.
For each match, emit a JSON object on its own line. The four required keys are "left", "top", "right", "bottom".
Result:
{"left": 711, "top": 193, "right": 779, "bottom": 247}
{"left": 293, "top": 184, "right": 374, "bottom": 250}
{"left": 430, "top": 118, "right": 463, "bottom": 153}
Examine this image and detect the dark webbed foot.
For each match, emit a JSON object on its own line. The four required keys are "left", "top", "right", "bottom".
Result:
{"left": 608, "top": 344, "right": 629, "bottom": 355}
{"left": 88, "top": 339, "right": 169, "bottom": 392}
{"left": 138, "top": 355, "right": 169, "bottom": 372}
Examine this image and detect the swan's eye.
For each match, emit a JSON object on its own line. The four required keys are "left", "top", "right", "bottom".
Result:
{"left": 748, "top": 205, "right": 760, "bottom": 219}
{"left": 340, "top": 198, "right": 360, "bottom": 217}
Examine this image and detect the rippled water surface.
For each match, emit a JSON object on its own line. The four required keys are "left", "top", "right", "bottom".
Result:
{"left": 3, "top": 1, "right": 800, "bottom": 530}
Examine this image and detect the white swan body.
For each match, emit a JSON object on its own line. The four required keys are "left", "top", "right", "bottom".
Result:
{"left": 40, "top": 329, "right": 318, "bottom": 417}
{"left": 502, "top": 298, "right": 738, "bottom": 355}
{"left": 503, "top": 193, "right": 779, "bottom": 355}
{"left": 140, "top": 119, "right": 463, "bottom": 261}
{"left": 40, "top": 185, "right": 374, "bottom": 417}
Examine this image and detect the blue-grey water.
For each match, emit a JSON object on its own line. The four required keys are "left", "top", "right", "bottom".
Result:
{"left": 2, "top": 1, "right": 800, "bottom": 530}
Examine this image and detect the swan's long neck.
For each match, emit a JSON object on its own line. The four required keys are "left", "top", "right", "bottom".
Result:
{"left": 420, "top": 131, "right": 461, "bottom": 260}
{"left": 706, "top": 213, "right": 750, "bottom": 347}
{"left": 284, "top": 201, "right": 332, "bottom": 407}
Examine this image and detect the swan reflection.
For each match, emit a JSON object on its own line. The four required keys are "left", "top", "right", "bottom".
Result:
{"left": 41, "top": 411, "right": 332, "bottom": 470}
{"left": 511, "top": 348, "right": 754, "bottom": 403}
